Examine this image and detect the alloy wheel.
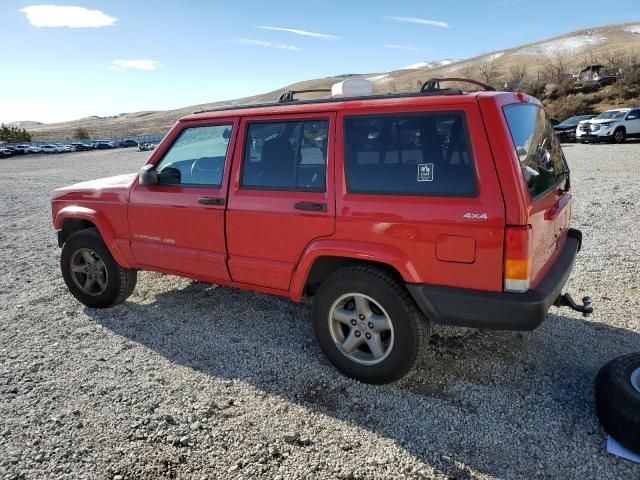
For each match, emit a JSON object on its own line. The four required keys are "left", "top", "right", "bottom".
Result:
{"left": 69, "top": 248, "right": 108, "bottom": 296}
{"left": 328, "top": 293, "right": 394, "bottom": 365}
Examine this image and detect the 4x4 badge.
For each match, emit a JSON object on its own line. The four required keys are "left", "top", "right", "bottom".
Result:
{"left": 463, "top": 213, "right": 489, "bottom": 219}
{"left": 417, "top": 163, "right": 434, "bottom": 182}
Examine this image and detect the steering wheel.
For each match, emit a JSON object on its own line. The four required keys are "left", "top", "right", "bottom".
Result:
{"left": 191, "top": 157, "right": 222, "bottom": 184}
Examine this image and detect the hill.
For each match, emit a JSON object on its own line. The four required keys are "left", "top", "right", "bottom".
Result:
{"left": 22, "top": 21, "right": 640, "bottom": 141}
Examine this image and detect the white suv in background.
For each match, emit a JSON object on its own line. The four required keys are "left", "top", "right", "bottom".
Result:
{"left": 576, "top": 108, "right": 640, "bottom": 144}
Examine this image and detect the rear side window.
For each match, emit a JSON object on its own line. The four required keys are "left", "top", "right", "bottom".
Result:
{"left": 503, "top": 104, "right": 569, "bottom": 199}
{"left": 241, "top": 119, "right": 329, "bottom": 191}
{"left": 343, "top": 112, "right": 477, "bottom": 196}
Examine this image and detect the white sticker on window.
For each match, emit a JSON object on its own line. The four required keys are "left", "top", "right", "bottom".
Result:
{"left": 417, "top": 163, "right": 434, "bottom": 182}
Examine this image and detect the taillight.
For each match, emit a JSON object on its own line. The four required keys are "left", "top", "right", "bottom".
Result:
{"left": 504, "top": 225, "right": 532, "bottom": 292}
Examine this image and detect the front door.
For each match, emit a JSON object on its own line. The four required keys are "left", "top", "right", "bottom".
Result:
{"left": 626, "top": 109, "right": 640, "bottom": 135}
{"left": 128, "top": 119, "right": 237, "bottom": 282}
{"left": 226, "top": 113, "right": 336, "bottom": 290}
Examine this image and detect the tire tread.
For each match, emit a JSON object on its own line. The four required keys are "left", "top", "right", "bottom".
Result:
{"left": 595, "top": 352, "right": 640, "bottom": 453}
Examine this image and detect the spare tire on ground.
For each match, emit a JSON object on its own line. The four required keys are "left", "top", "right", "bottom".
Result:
{"left": 595, "top": 352, "right": 640, "bottom": 454}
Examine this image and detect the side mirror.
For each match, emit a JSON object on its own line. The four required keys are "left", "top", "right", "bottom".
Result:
{"left": 157, "top": 166, "right": 181, "bottom": 184}
{"left": 138, "top": 164, "right": 158, "bottom": 186}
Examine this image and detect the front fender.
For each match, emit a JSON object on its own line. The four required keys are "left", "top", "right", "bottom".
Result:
{"left": 54, "top": 206, "right": 133, "bottom": 268}
{"left": 289, "top": 239, "right": 421, "bottom": 301}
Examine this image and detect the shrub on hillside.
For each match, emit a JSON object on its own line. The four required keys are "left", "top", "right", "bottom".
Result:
{"left": 610, "top": 67, "right": 640, "bottom": 100}
{"left": 520, "top": 80, "right": 546, "bottom": 100}
{"left": 543, "top": 95, "right": 596, "bottom": 120}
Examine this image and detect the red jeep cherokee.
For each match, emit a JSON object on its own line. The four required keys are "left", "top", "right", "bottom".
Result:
{"left": 51, "top": 79, "right": 591, "bottom": 383}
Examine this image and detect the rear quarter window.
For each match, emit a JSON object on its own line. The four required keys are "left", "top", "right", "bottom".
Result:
{"left": 343, "top": 111, "right": 477, "bottom": 196}
{"left": 503, "top": 104, "right": 569, "bottom": 199}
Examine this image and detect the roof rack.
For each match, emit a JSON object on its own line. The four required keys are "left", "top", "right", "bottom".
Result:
{"left": 278, "top": 88, "right": 332, "bottom": 103}
{"left": 420, "top": 77, "right": 495, "bottom": 93}
{"left": 194, "top": 79, "right": 495, "bottom": 115}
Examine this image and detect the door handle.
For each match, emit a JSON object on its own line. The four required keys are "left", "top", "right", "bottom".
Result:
{"left": 294, "top": 201, "right": 327, "bottom": 212}
{"left": 198, "top": 197, "right": 225, "bottom": 206}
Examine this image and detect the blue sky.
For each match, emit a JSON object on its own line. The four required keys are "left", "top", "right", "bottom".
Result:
{"left": 0, "top": 0, "right": 638, "bottom": 123}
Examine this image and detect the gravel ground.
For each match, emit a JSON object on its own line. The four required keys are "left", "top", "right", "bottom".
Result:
{"left": 0, "top": 144, "right": 639, "bottom": 480}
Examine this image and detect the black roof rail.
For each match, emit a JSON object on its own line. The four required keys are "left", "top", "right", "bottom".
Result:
{"left": 420, "top": 77, "right": 495, "bottom": 93}
{"left": 193, "top": 84, "right": 498, "bottom": 115}
{"left": 278, "top": 88, "right": 332, "bottom": 103}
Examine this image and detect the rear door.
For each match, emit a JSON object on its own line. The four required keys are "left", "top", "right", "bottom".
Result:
{"left": 128, "top": 119, "right": 237, "bottom": 281}
{"left": 337, "top": 103, "right": 506, "bottom": 292}
{"left": 226, "top": 113, "right": 335, "bottom": 290}
{"left": 501, "top": 102, "right": 571, "bottom": 285}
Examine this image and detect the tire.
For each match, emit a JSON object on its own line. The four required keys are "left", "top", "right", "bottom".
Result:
{"left": 312, "top": 265, "right": 429, "bottom": 384}
{"left": 60, "top": 228, "right": 137, "bottom": 308}
{"left": 613, "top": 128, "right": 626, "bottom": 144}
{"left": 595, "top": 352, "right": 640, "bottom": 454}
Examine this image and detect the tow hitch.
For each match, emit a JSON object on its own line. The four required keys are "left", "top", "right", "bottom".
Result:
{"left": 554, "top": 293, "right": 593, "bottom": 317}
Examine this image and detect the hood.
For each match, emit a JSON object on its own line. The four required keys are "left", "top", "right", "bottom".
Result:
{"left": 554, "top": 124, "right": 577, "bottom": 131}
{"left": 588, "top": 118, "right": 622, "bottom": 125}
{"left": 52, "top": 173, "right": 137, "bottom": 202}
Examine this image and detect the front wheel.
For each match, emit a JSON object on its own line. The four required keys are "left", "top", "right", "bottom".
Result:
{"left": 613, "top": 128, "right": 626, "bottom": 144}
{"left": 61, "top": 229, "right": 137, "bottom": 308}
{"left": 312, "top": 265, "right": 429, "bottom": 384}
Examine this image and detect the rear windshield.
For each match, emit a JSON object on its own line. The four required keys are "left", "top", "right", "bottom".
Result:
{"left": 503, "top": 104, "right": 569, "bottom": 199}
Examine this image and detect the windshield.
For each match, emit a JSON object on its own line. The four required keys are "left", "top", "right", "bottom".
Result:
{"left": 559, "top": 116, "right": 590, "bottom": 126}
{"left": 594, "top": 111, "right": 626, "bottom": 120}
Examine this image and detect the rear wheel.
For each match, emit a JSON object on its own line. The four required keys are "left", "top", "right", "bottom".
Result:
{"left": 613, "top": 128, "right": 626, "bottom": 144}
{"left": 61, "top": 229, "right": 137, "bottom": 308}
{"left": 312, "top": 265, "right": 429, "bottom": 384}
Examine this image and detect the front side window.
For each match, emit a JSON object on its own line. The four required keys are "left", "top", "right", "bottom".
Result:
{"left": 343, "top": 111, "right": 477, "bottom": 196}
{"left": 155, "top": 124, "right": 233, "bottom": 187}
{"left": 241, "top": 119, "right": 329, "bottom": 191}
{"left": 627, "top": 109, "right": 640, "bottom": 120}
{"left": 503, "top": 104, "right": 569, "bottom": 199}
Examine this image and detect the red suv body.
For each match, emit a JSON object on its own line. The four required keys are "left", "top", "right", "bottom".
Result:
{"left": 52, "top": 87, "right": 587, "bottom": 383}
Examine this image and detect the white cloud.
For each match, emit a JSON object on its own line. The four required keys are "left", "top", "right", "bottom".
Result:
{"left": 110, "top": 59, "right": 160, "bottom": 71}
{"left": 384, "top": 44, "right": 424, "bottom": 51}
{"left": 230, "top": 39, "right": 301, "bottom": 51}
{"left": 386, "top": 16, "right": 449, "bottom": 28}
{"left": 20, "top": 5, "right": 116, "bottom": 28}
{"left": 256, "top": 26, "right": 339, "bottom": 39}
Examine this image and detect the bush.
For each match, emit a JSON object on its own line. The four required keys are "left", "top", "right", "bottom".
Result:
{"left": 543, "top": 95, "right": 596, "bottom": 120}
{"left": 0, "top": 124, "right": 31, "bottom": 142}
{"left": 73, "top": 127, "right": 91, "bottom": 140}
{"left": 519, "top": 80, "right": 546, "bottom": 100}
{"left": 610, "top": 67, "right": 640, "bottom": 100}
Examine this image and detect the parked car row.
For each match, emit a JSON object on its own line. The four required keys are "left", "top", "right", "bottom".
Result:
{"left": 553, "top": 108, "right": 640, "bottom": 144}
{"left": 0, "top": 139, "right": 145, "bottom": 158}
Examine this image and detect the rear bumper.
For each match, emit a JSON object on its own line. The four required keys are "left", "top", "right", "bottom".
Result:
{"left": 407, "top": 228, "right": 582, "bottom": 331}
